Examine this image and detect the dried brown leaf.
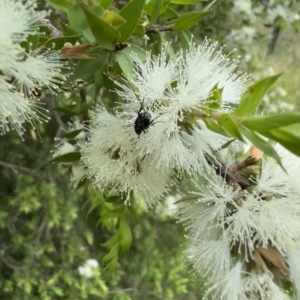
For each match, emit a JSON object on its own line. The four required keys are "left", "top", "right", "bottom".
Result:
{"left": 257, "top": 246, "right": 289, "bottom": 275}
{"left": 60, "top": 43, "right": 97, "bottom": 60}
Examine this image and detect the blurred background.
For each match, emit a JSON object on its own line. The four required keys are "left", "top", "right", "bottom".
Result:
{"left": 0, "top": 0, "right": 299, "bottom": 299}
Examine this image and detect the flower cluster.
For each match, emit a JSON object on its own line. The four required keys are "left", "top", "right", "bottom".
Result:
{"left": 228, "top": 0, "right": 299, "bottom": 48}
{"left": 81, "top": 40, "right": 247, "bottom": 205}
{"left": 176, "top": 143, "right": 300, "bottom": 299}
{"left": 0, "top": 0, "right": 64, "bottom": 136}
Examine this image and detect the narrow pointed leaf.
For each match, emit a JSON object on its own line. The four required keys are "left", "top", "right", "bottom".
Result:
{"left": 118, "top": 0, "right": 146, "bottom": 42}
{"left": 68, "top": 47, "right": 109, "bottom": 81}
{"left": 46, "top": 0, "right": 73, "bottom": 12}
{"left": 82, "top": 6, "right": 120, "bottom": 50}
{"left": 261, "top": 123, "right": 300, "bottom": 156}
{"left": 52, "top": 152, "right": 81, "bottom": 163}
{"left": 119, "top": 216, "right": 132, "bottom": 253}
{"left": 240, "top": 127, "right": 284, "bottom": 169}
{"left": 241, "top": 113, "right": 300, "bottom": 132}
{"left": 235, "top": 74, "right": 282, "bottom": 116}
{"left": 170, "top": 0, "right": 202, "bottom": 3}
{"left": 115, "top": 44, "right": 147, "bottom": 80}
{"left": 173, "top": 11, "right": 208, "bottom": 31}
{"left": 219, "top": 114, "right": 244, "bottom": 141}
{"left": 63, "top": 129, "right": 84, "bottom": 139}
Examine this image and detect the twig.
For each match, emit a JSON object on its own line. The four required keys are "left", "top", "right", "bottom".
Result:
{"left": 205, "top": 154, "right": 255, "bottom": 190}
{"left": 0, "top": 161, "right": 36, "bottom": 175}
{"left": 145, "top": 25, "right": 173, "bottom": 34}
{"left": 37, "top": 19, "right": 63, "bottom": 38}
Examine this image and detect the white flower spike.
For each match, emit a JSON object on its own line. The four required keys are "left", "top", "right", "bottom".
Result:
{"left": 81, "top": 40, "right": 247, "bottom": 204}
{"left": 0, "top": 0, "right": 65, "bottom": 136}
{"left": 176, "top": 142, "right": 300, "bottom": 299}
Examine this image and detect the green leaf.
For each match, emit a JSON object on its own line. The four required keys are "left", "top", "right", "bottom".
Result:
{"left": 115, "top": 44, "right": 147, "bottom": 80}
{"left": 127, "top": 205, "right": 139, "bottom": 223}
{"left": 102, "top": 209, "right": 124, "bottom": 220}
{"left": 219, "top": 114, "right": 244, "bottom": 141}
{"left": 52, "top": 152, "right": 81, "bottom": 163}
{"left": 102, "top": 242, "right": 119, "bottom": 269}
{"left": 150, "top": 0, "right": 164, "bottom": 24}
{"left": 100, "top": 233, "right": 119, "bottom": 248}
{"left": 173, "top": 11, "right": 208, "bottom": 31}
{"left": 261, "top": 123, "right": 300, "bottom": 157}
{"left": 241, "top": 113, "right": 300, "bottom": 132}
{"left": 63, "top": 129, "right": 84, "bottom": 139}
{"left": 44, "top": 36, "right": 81, "bottom": 50}
{"left": 175, "top": 194, "right": 198, "bottom": 204}
{"left": 102, "top": 11, "right": 126, "bottom": 28}
{"left": 204, "top": 119, "right": 229, "bottom": 136}
{"left": 82, "top": 6, "right": 120, "bottom": 50}
{"left": 59, "top": 22, "right": 79, "bottom": 36}
{"left": 46, "top": 0, "right": 73, "bottom": 12}
{"left": 235, "top": 74, "right": 282, "bottom": 116}
{"left": 170, "top": 0, "right": 202, "bottom": 3}
{"left": 202, "top": 0, "right": 218, "bottom": 12}
{"left": 53, "top": 107, "right": 81, "bottom": 116}
{"left": 119, "top": 216, "right": 132, "bottom": 253}
{"left": 163, "top": 6, "right": 179, "bottom": 17}
{"left": 68, "top": 47, "right": 109, "bottom": 81}
{"left": 118, "top": 0, "right": 146, "bottom": 42}
{"left": 134, "top": 25, "right": 145, "bottom": 36}
{"left": 102, "top": 242, "right": 119, "bottom": 262}
{"left": 21, "top": 35, "right": 39, "bottom": 52}
{"left": 206, "top": 85, "right": 223, "bottom": 112}
{"left": 94, "top": 70, "right": 103, "bottom": 100}
{"left": 96, "top": 0, "right": 112, "bottom": 9}
{"left": 67, "top": 6, "right": 95, "bottom": 42}
{"left": 240, "top": 127, "right": 284, "bottom": 168}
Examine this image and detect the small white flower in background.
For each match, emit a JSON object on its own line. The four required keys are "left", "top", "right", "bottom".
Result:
{"left": 226, "top": 26, "right": 256, "bottom": 47}
{"left": 81, "top": 40, "right": 247, "bottom": 205}
{"left": 0, "top": 0, "right": 65, "bottom": 136}
{"left": 262, "top": 86, "right": 294, "bottom": 113}
{"left": 78, "top": 259, "right": 99, "bottom": 278}
{"left": 176, "top": 142, "right": 300, "bottom": 299}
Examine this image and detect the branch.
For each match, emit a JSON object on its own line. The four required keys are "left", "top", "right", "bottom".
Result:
{"left": 205, "top": 154, "right": 255, "bottom": 190}
{"left": 0, "top": 161, "right": 36, "bottom": 174}
{"left": 145, "top": 25, "right": 173, "bottom": 34}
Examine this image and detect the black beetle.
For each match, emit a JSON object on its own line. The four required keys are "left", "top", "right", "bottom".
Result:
{"left": 134, "top": 105, "right": 153, "bottom": 136}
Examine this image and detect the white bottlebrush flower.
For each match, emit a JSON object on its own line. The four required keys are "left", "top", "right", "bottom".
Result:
{"left": 81, "top": 105, "right": 175, "bottom": 206}
{"left": 176, "top": 142, "right": 300, "bottom": 298}
{"left": 204, "top": 261, "right": 244, "bottom": 300}
{"left": 286, "top": 243, "right": 300, "bottom": 299}
{"left": 82, "top": 40, "right": 246, "bottom": 203}
{"left": 0, "top": 0, "right": 65, "bottom": 136}
{"left": 113, "top": 40, "right": 247, "bottom": 174}
{"left": 243, "top": 272, "right": 290, "bottom": 300}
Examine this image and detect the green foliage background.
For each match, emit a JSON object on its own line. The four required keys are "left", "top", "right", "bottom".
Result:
{"left": 0, "top": 130, "right": 204, "bottom": 300}
{"left": 0, "top": 0, "right": 299, "bottom": 299}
